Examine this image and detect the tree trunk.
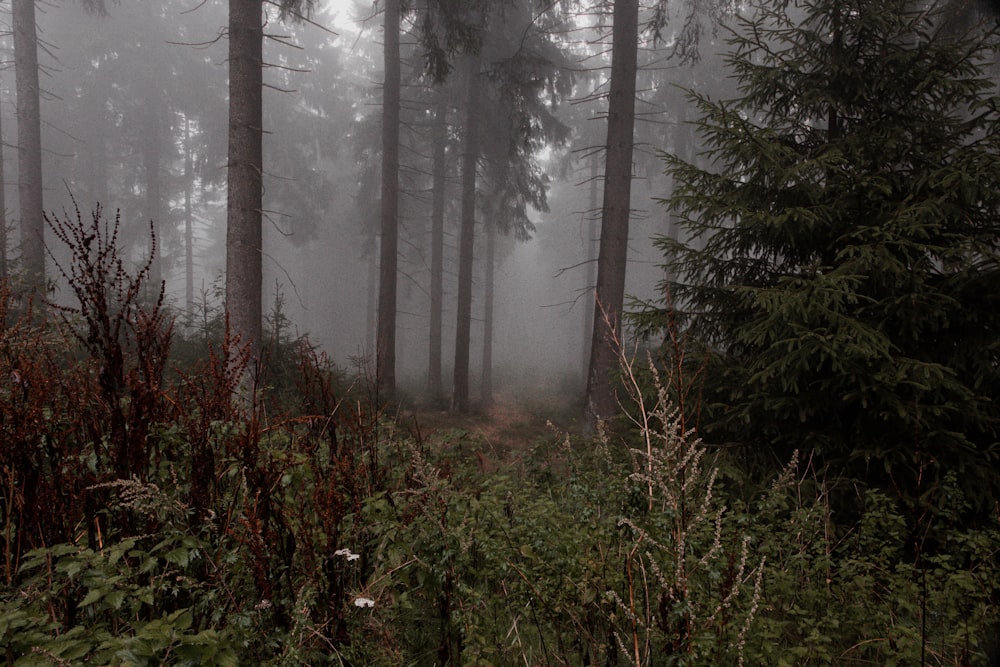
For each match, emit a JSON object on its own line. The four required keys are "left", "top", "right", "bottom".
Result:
{"left": 142, "top": 87, "right": 164, "bottom": 293}
{"left": 13, "top": 0, "right": 45, "bottom": 293}
{"left": 226, "top": 0, "right": 265, "bottom": 364}
{"left": 377, "top": 0, "right": 401, "bottom": 398}
{"left": 367, "top": 231, "right": 377, "bottom": 358}
{"left": 0, "top": 108, "right": 7, "bottom": 283}
{"left": 582, "top": 153, "right": 600, "bottom": 381}
{"left": 184, "top": 116, "right": 195, "bottom": 314}
{"left": 453, "top": 54, "right": 481, "bottom": 413}
{"left": 585, "top": 0, "right": 639, "bottom": 426}
{"left": 428, "top": 91, "right": 448, "bottom": 400}
{"left": 480, "top": 218, "right": 495, "bottom": 406}
{"left": 85, "top": 73, "right": 109, "bottom": 210}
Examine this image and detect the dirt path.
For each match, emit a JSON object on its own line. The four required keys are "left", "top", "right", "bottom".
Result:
{"left": 401, "top": 390, "right": 580, "bottom": 471}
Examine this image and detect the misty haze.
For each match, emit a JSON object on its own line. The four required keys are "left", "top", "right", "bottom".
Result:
{"left": 2, "top": 0, "right": 676, "bottom": 408}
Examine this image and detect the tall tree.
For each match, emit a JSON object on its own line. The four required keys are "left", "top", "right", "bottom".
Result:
{"left": 585, "top": 0, "right": 639, "bottom": 426}
{"left": 141, "top": 81, "right": 166, "bottom": 291}
{"left": 183, "top": 116, "right": 195, "bottom": 314}
{"left": 378, "top": 0, "right": 486, "bottom": 400}
{"left": 448, "top": 0, "right": 570, "bottom": 410}
{"left": 648, "top": 0, "right": 1000, "bottom": 507}
{"left": 582, "top": 154, "right": 600, "bottom": 378}
{"left": 428, "top": 90, "right": 449, "bottom": 400}
{"left": 12, "top": 0, "right": 44, "bottom": 293}
{"left": 475, "top": 25, "right": 572, "bottom": 405}
{"left": 480, "top": 217, "right": 495, "bottom": 404}
{"left": 453, "top": 52, "right": 481, "bottom": 412}
{"left": 377, "top": 0, "right": 401, "bottom": 397}
{"left": 11, "top": 0, "right": 109, "bottom": 294}
{"left": 227, "top": 0, "right": 265, "bottom": 364}
{"left": 226, "top": 0, "right": 311, "bottom": 368}
{"left": 0, "top": 107, "right": 7, "bottom": 282}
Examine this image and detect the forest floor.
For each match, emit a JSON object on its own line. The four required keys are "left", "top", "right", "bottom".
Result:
{"left": 398, "top": 388, "right": 583, "bottom": 475}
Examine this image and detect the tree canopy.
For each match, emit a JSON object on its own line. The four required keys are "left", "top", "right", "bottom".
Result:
{"left": 643, "top": 0, "right": 1000, "bottom": 509}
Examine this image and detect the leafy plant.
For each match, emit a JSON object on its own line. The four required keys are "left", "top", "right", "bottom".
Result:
{"left": 0, "top": 479, "right": 238, "bottom": 666}
{"left": 47, "top": 202, "right": 174, "bottom": 483}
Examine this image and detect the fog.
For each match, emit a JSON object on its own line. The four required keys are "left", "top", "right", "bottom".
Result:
{"left": 0, "top": 0, "right": 730, "bottom": 402}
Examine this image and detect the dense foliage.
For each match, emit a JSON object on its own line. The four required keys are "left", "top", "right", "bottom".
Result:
{"left": 640, "top": 0, "right": 1000, "bottom": 512}
{"left": 1, "top": 205, "right": 998, "bottom": 664}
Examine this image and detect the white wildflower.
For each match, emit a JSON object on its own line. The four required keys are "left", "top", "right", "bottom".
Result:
{"left": 353, "top": 597, "right": 375, "bottom": 608}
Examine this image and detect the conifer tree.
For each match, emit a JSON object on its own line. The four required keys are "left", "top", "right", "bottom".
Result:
{"left": 648, "top": 0, "right": 1000, "bottom": 505}
{"left": 226, "top": 0, "right": 311, "bottom": 371}
{"left": 12, "top": 0, "right": 108, "bottom": 297}
{"left": 13, "top": 0, "right": 45, "bottom": 294}
{"left": 586, "top": 0, "right": 639, "bottom": 427}
{"left": 377, "top": 0, "right": 401, "bottom": 398}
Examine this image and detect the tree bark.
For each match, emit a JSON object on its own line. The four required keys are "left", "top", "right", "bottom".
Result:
{"left": 0, "top": 107, "right": 7, "bottom": 283}
{"left": 582, "top": 153, "right": 600, "bottom": 381}
{"left": 429, "top": 91, "right": 448, "bottom": 400}
{"left": 13, "top": 0, "right": 45, "bottom": 293}
{"left": 226, "top": 0, "right": 265, "bottom": 362}
{"left": 184, "top": 116, "right": 195, "bottom": 314}
{"left": 377, "top": 0, "right": 401, "bottom": 398}
{"left": 85, "top": 70, "right": 109, "bottom": 210}
{"left": 480, "top": 218, "right": 495, "bottom": 406}
{"left": 453, "top": 54, "right": 481, "bottom": 413}
{"left": 367, "top": 227, "right": 377, "bottom": 358}
{"left": 142, "top": 86, "right": 164, "bottom": 292}
{"left": 585, "top": 0, "right": 639, "bottom": 426}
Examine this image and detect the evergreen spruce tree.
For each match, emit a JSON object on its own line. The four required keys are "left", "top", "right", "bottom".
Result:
{"left": 646, "top": 0, "right": 1000, "bottom": 508}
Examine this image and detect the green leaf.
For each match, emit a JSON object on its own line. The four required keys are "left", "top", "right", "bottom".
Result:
{"left": 105, "top": 589, "right": 128, "bottom": 610}
{"left": 164, "top": 548, "right": 191, "bottom": 567}
{"left": 80, "top": 587, "right": 106, "bottom": 607}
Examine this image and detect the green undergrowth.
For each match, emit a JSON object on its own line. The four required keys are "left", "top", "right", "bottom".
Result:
{"left": 3, "top": 350, "right": 997, "bottom": 665}
{"left": 2, "top": 206, "right": 998, "bottom": 665}
{"left": 4, "top": 393, "right": 997, "bottom": 665}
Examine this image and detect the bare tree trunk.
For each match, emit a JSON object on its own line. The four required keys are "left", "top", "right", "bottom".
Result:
{"left": 377, "top": 0, "right": 401, "bottom": 398}
{"left": 367, "top": 232, "right": 377, "bottom": 358}
{"left": 453, "top": 54, "right": 481, "bottom": 413}
{"left": 13, "top": 0, "right": 45, "bottom": 293}
{"left": 428, "top": 91, "right": 448, "bottom": 400}
{"left": 142, "top": 87, "right": 164, "bottom": 293}
{"left": 86, "top": 76, "right": 109, "bottom": 210}
{"left": 226, "top": 0, "right": 264, "bottom": 363}
{"left": 0, "top": 108, "right": 7, "bottom": 283}
{"left": 585, "top": 0, "right": 638, "bottom": 427}
{"left": 582, "top": 153, "right": 600, "bottom": 381}
{"left": 480, "top": 218, "right": 495, "bottom": 406}
{"left": 184, "top": 116, "right": 195, "bottom": 314}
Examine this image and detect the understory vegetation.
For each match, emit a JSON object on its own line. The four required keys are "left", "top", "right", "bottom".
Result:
{"left": 1, "top": 206, "right": 998, "bottom": 666}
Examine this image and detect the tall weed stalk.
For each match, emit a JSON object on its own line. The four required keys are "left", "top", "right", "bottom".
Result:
{"left": 47, "top": 203, "right": 173, "bottom": 484}
{"left": 607, "top": 318, "right": 764, "bottom": 666}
